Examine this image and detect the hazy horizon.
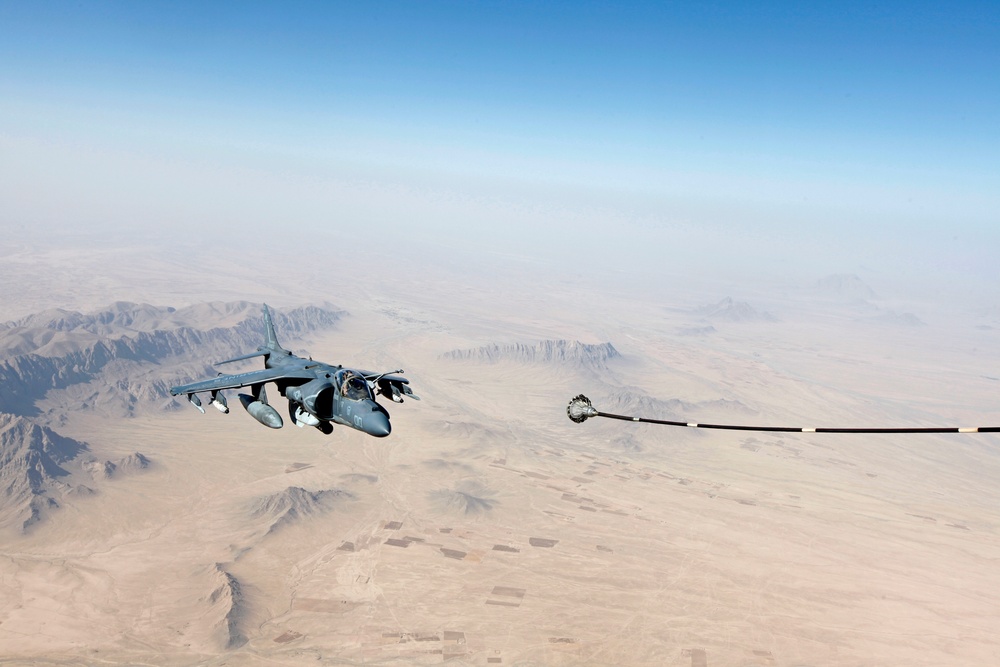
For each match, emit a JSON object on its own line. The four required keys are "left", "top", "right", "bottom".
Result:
{"left": 2, "top": 2, "right": 998, "bottom": 309}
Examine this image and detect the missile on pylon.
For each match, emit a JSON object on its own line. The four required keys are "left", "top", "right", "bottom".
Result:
{"left": 188, "top": 393, "right": 205, "bottom": 414}
{"left": 210, "top": 390, "right": 229, "bottom": 413}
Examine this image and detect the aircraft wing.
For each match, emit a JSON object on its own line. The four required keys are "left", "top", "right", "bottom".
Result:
{"left": 170, "top": 367, "right": 317, "bottom": 396}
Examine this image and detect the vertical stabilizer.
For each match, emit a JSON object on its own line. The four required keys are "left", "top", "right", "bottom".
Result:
{"left": 262, "top": 304, "right": 285, "bottom": 352}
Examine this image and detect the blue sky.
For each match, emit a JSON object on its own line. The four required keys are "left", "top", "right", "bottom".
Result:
{"left": 1, "top": 1, "right": 998, "bottom": 287}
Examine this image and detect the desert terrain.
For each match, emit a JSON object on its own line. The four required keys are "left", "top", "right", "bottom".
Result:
{"left": 1, "top": 232, "right": 999, "bottom": 666}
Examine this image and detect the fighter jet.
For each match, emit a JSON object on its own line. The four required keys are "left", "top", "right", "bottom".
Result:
{"left": 169, "top": 304, "right": 417, "bottom": 437}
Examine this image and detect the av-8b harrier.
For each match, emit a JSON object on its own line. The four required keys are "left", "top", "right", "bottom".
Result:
{"left": 170, "top": 305, "right": 417, "bottom": 437}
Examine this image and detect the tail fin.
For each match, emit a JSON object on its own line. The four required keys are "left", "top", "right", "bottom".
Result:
{"left": 262, "top": 304, "right": 286, "bottom": 352}
{"left": 213, "top": 304, "right": 286, "bottom": 366}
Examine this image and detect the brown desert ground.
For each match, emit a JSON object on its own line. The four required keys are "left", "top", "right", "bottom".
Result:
{"left": 1, "top": 235, "right": 999, "bottom": 666}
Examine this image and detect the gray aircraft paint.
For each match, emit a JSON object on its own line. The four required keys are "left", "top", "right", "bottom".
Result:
{"left": 170, "top": 304, "right": 417, "bottom": 437}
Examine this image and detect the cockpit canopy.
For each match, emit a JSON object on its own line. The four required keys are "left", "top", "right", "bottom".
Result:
{"left": 335, "top": 369, "right": 372, "bottom": 401}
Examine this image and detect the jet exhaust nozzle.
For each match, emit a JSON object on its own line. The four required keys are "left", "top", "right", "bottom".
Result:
{"left": 567, "top": 394, "right": 598, "bottom": 423}
{"left": 238, "top": 393, "right": 283, "bottom": 429}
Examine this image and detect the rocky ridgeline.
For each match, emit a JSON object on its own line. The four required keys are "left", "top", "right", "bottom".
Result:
{"left": 0, "top": 301, "right": 345, "bottom": 416}
{"left": 3, "top": 300, "right": 343, "bottom": 341}
{"left": 602, "top": 388, "right": 754, "bottom": 421}
{"left": 250, "top": 486, "right": 352, "bottom": 535}
{"left": 429, "top": 480, "right": 497, "bottom": 516}
{"left": 118, "top": 451, "right": 152, "bottom": 471}
{"left": 0, "top": 412, "right": 89, "bottom": 532}
{"left": 813, "top": 273, "right": 878, "bottom": 301}
{"left": 870, "top": 310, "right": 925, "bottom": 327}
{"left": 441, "top": 340, "right": 620, "bottom": 367}
{"left": 206, "top": 563, "right": 248, "bottom": 649}
{"left": 437, "top": 420, "right": 506, "bottom": 445}
{"left": 696, "top": 297, "right": 777, "bottom": 323}
{"left": 0, "top": 411, "right": 156, "bottom": 532}
{"left": 83, "top": 452, "right": 152, "bottom": 480}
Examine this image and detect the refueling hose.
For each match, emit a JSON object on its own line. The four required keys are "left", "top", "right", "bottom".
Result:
{"left": 566, "top": 394, "right": 1000, "bottom": 434}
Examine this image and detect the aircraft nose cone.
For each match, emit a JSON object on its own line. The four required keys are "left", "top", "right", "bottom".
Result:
{"left": 364, "top": 410, "right": 391, "bottom": 438}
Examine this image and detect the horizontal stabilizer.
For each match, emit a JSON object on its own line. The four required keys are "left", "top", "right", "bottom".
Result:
{"left": 215, "top": 349, "right": 267, "bottom": 365}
